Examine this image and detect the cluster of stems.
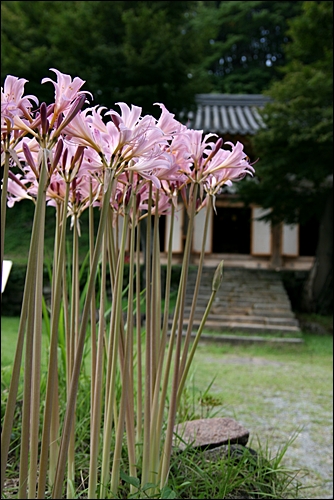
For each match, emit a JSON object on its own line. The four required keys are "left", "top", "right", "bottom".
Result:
{"left": 1, "top": 69, "right": 251, "bottom": 498}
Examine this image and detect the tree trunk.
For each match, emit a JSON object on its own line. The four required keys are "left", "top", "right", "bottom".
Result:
{"left": 302, "top": 190, "right": 333, "bottom": 314}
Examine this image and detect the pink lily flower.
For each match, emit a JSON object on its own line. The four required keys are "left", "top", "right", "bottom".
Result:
{"left": 127, "top": 150, "right": 178, "bottom": 188}
{"left": 106, "top": 103, "right": 168, "bottom": 161}
{"left": 1, "top": 75, "right": 39, "bottom": 130}
{"left": 6, "top": 172, "right": 35, "bottom": 207}
{"left": 62, "top": 110, "right": 104, "bottom": 153}
{"left": 154, "top": 103, "right": 187, "bottom": 135}
{"left": 170, "top": 129, "right": 217, "bottom": 179}
{"left": 202, "top": 141, "right": 254, "bottom": 179}
{"left": 41, "top": 68, "right": 92, "bottom": 118}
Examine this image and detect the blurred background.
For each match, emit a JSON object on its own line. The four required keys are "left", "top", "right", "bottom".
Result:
{"left": 1, "top": 1, "right": 332, "bottom": 315}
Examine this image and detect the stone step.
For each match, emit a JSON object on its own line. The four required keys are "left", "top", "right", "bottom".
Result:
{"left": 167, "top": 332, "right": 304, "bottom": 345}
{"left": 176, "top": 314, "right": 299, "bottom": 327}
{"left": 186, "top": 291, "right": 290, "bottom": 299}
{"left": 185, "top": 298, "right": 292, "bottom": 307}
{"left": 187, "top": 280, "right": 287, "bottom": 289}
{"left": 176, "top": 319, "right": 301, "bottom": 334}
{"left": 184, "top": 304, "right": 294, "bottom": 315}
{"left": 181, "top": 266, "right": 301, "bottom": 335}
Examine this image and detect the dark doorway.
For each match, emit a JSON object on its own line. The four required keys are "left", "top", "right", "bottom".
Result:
{"left": 299, "top": 217, "right": 319, "bottom": 256}
{"left": 212, "top": 207, "right": 251, "bottom": 254}
{"left": 159, "top": 215, "right": 166, "bottom": 252}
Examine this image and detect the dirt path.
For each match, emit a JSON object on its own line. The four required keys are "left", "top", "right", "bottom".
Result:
{"left": 193, "top": 352, "right": 333, "bottom": 499}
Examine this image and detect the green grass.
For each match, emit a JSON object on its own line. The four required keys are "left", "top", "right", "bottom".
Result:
{"left": 1, "top": 316, "right": 51, "bottom": 369}
{"left": 1, "top": 316, "right": 332, "bottom": 498}
{"left": 3, "top": 202, "right": 99, "bottom": 265}
{"left": 185, "top": 333, "right": 332, "bottom": 425}
{"left": 183, "top": 332, "right": 333, "bottom": 499}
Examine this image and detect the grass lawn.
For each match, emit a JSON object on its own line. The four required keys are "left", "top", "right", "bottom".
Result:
{"left": 183, "top": 333, "right": 333, "bottom": 499}
{"left": 1, "top": 315, "right": 333, "bottom": 499}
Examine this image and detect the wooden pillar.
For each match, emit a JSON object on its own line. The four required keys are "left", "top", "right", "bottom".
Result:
{"left": 270, "top": 223, "right": 283, "bottom": 269}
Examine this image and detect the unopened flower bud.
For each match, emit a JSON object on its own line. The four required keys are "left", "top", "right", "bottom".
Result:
{"left": 56, "top": 113, "right": 63, "bottom": 130}
{"left": 196, "top": 198, "right": 201, "bottom": 210}
{"left": 136, "top": 192, "right": 141, "bottom": 210}
{"left": 124, "top": 185, "right": 132, "bottom": 206}
{"left": 72, "top": 177, "right": 76, "bottom": 193}
{"left": 8, "top": 170, "right": 28, "bottom": 190}
{"left": 62, "top": 147, "right": 69, "bottom": 173}
{"left": 212, "top": 260, "right": 224, "bottom": 292}
{"left": 204, "top": 138, "right": 223, "bottom": 166}
{"left": 213, "top": 137, "right": 223, "bottom": 155}
{"left": 51, "top": 139, "right": 64, "bottom": 172}
{"left": 72, "top": 145, "right": 85, "bottom": 166}
{"left": 22, "top": 142, "right": 38, "bottom": 177}
{"left": 113, "top": 192, "right": 119, "bottom": 206}
{"left": 110, "top": 113, "right": 121, "bottom": 130}
{"left": 40, "top": 102, "right": 48, "bottom": 136}
{"left": 53, "top": 95, "right": 86, "bottom": 138}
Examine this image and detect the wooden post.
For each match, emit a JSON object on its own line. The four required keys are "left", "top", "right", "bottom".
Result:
{"left": 270, "top": 223, "right": 283, "bottom": 269}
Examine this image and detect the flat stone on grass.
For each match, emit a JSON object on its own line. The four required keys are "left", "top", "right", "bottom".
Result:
{"left": 173, "top": 417, "right": 250, "bottom": 451}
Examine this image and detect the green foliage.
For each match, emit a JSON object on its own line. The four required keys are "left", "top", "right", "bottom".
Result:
{"left": 2, "top": 0, "right": 307, "bottom": 114}
{"left": 191, "top": 1, "right": 303, "bottom": 93}
{"left": 1, "top": 1, "right": 210, "bottom": 117}
{"left": 2, "top": 316, "right": 332, "bottom": 498}
{"left": 168, "top": 435, "right": 304, "bottom": 499}
{"left": 237, "top": 1, "right": 333, "bottom": 224}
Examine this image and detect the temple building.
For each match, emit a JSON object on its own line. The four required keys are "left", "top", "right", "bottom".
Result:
{"left": 161, "top": 94, "right": 316, "bottom": 270}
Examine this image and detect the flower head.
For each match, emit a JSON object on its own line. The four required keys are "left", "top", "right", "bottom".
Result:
{"left": 41, "top": 68, "right": 92, "bottom": 117}
{"left": 1, "top": 75, "right": 39, "bottom": 132}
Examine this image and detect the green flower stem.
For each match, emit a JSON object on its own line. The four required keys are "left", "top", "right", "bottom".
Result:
{"left": 159, "top": 183, "right": 199, "bottom": 490}
{"left": 52, "top": 174, "right": 114, "bottom": 499}
{"left": 135, "top": 219, "right": 143, "bottom": 448}
{"left": 88, "top": 231, "right": 107, "bottom": 499}
{"left": 1, "top": 145, "right": 10, "bottom": 296}
{"left": 151, "top": 189, "right": 161, "bottom": 387}
{"left": 101, "top": 204, "right": 130, "bottom": 498}
{"left": 147, "top": 193, "right": 163, "bottom": 490}
{"left": 178, "top": 196, "right": 213, "bottom": 385}
{"left": 103, "top": 209, "right": 117, "bottom": 412}
{"left": 19, "top": 150, "right": 47, "bottom": 498}
{"left": 46, "top": 202, "right": 61, "bottom": 489}
{"left": 0, "top": 168, "right": 42, "bottom": 496}
{"left": 89, "top": 184, "right": 97, "bottom": 424}
{"left": 37, "top": 181, "right": 70, "bottom": 498}
{"left": 18, "top": 273, "right": 36, "bottom": 499}
{"left": 177, "top": 259, "right": 224, "bottom": 403}
{"left": 28, "top": 199, "right": 46, "bottom": 498}
{"left": 161, "top": 202, "right": 175, "bottom": 340}
{"left": 148, "top": 202, "right": 175, "bottom": 490}
{"left": 177, "top": 292, "right": 216, "bottom": 402}
{"left": 124, "top": 195, "right": 138, "bottom": 489}
{"left": 103, "top": 209, "right": 125, "bottom": 444}
{"left": 141, "top": 183, "right": 153, "bottom": 489}
{"left": 110, "top": 194, "right": 137, "bottom": 496}
{"left": 67, "top": 212, "right": 80, "bottom": 499}
{"left": 1, "top": 207, "right": 27, "bottom": 495}
{"left": 104, "top": 208, "right": 124, "bottom": 422}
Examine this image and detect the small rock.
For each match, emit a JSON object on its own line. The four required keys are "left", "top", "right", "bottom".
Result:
{"left": 173, "top": 417, "right": 250, "bottom": 451}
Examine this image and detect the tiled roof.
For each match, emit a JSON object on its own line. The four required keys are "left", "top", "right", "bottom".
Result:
{"left": 186, "top": 94, "right": 272, "bottom": 135}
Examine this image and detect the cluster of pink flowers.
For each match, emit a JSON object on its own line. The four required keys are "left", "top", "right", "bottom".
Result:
{"left": 1, "top": 69, "right": 254, "bottom": 221}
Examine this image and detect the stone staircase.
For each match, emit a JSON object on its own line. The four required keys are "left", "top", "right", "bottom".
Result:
{"left": 173, "top": 266, "right": 302, "bottom": 342}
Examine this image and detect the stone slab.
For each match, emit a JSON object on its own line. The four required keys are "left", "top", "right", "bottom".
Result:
{"left": 173, "top": 417, "right": 249, "bottom": 451}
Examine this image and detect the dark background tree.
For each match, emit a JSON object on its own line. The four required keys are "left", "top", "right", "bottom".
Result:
{"left": 191, "top": 1, "right": 303, "bottom": 93}
{"left": 237, "top": 1, "right": 333, "bottom": 313}
{"left": 1, "top": 1, "right": 212, "bottom": 117}
{"left": 2, "top": 1, "right": 332, "bottom": 314}
{"left": 2, "top": 1, "right": 303, "bottom": 112}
